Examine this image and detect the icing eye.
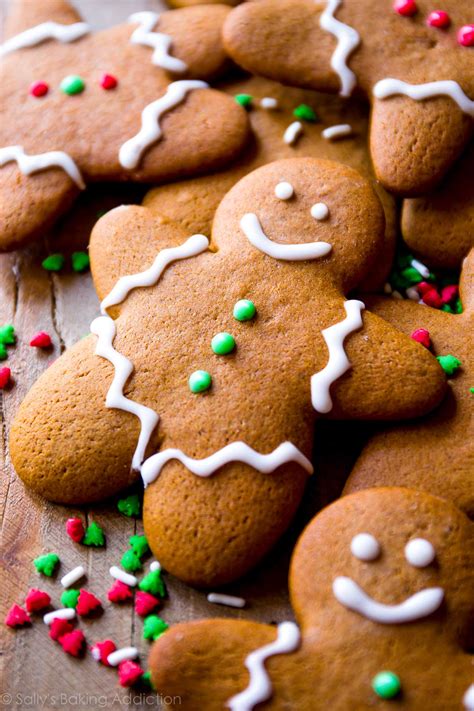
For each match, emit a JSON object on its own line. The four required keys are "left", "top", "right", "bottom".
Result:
{"left": 310, "top": 202, "right": 329, "bottom": 220}
{"left": 275, "top": 181, "right": 294, "bottom": 200}
{"left": 350, "top": 533, "right": 380, "bottom": 561}
{"left": 404, "top": 538, "right": 435, "bottom": 567}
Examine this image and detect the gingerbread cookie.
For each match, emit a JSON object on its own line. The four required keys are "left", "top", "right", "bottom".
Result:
{"left": 144, "top": 74, "right": 397, "bottom": 290}
{"left": 0, "top": 0, "right": 248, "bottom": 251}
{"left": 149, "top": 487, "right": 474, "bottom": 710}
{"left": 401, "top": 141, "right": 474, "bottom": 269}
{"left": 10, "top": 158, "right": 447, "bottom": 586}
{"left": 223, "top": 0, "right": 474, "bottom": 195}
{"left": 345, "top": 249, "right": 473, "bottom": 517}
{"left": 167, "top": 0, "right": 241, "bottom": 7}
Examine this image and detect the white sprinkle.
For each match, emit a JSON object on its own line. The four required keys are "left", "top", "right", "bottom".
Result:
{"left": 60, "top": 565, "right": 85, "bottom": 588}
{"left": 418, "top": 299, "right": 427, "bottom": 306}
{"left": 383, "top": 282, "right": 392, "bottom": 294}
{"left": 274, "top": 181, "right": 294, "bottom": 200}
{"left": 43, "top": 608, "right": 76, "bottom": 625}
{"left": 207, "top": 593, "right": 246, "bottom": 609}
{"left": 91, "top": 647, "right": 102, "bottom": 661}
{"left": 283, "top": 121, "right": 303, "bottom": 145}
{"left": 310, "top": 202, "right": 329, "bottom": 220}
{"left": 392, "top": 290, "right": 403, "bottom": 300}
{"left": 109, "top": 566, "right": 138, "bottom": 587}
{"left": 261, "top": 97, "right": 278, "bottom": 109}
{"left": 411, "top": 258, "right": 430, "bottom": 278}
{"left": 150, "top": 561, "right": 161, "bottom": 572}
{"left": 322, "top": 123, "right": 352, "bottom": 140}
{"left": 406, "top": 286, "right": 420, "bottom": 301}
{"left": 107, "top": 647, "right": 139, "bottom": 667}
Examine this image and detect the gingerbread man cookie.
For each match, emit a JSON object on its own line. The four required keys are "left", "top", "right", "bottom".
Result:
{"left": 223, "top": 0, "right": 474, "bottom": 195}
{"left": 10, "top": 158, "right": 446, "bottom": 586}
{"left": 167, "top": 0, "right": 241, "bottom": 7}
{"left": 345, "top": 249, "right": 474, "bottom": 517}
{"left": 149, "top": 487, "right": 474, "bottom": 710}
{"left": 0, "top": 0, "right": 248, "bottom": 251}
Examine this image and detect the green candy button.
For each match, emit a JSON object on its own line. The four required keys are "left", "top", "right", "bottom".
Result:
{"left": 372, "top": 671, "right": 401, "bottom": 699}
{"left": 61, "top": 75, "right": 85, "bottom": 95}
{"left": 211, "top": 332, "right": 235, "bottom": 355}
{"left": 293, "top": 103, "right": 318, "bottom": 122}
{"left": 233, "top": 299, "right": 256, "bottom": 322}
{"left": 189, "top": 370, "right": 212, "bottom": 393}
{"left": 234, "top": 93, "right": 253, "bottom": 108}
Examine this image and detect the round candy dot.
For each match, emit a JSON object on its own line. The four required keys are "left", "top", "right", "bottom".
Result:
{"left": 211, "top": 332, "right": 236, "bottom": 355}
{"left": 393, "top": 0, "right": 417, "bottom": 16}
{"left": 404, "top": 538, "right": 435, "bottom": 567}
{"left": 310, "top": 202, "right": 329, "bottom": 220}
{"left": 372, "top": 671, "right": 401, "bottom": 699}
{"left": 275, "top": 181, "right": 294, "bottom": 200}
{"left": 100, "top": 73, "right": 118, "bottom": 90}
{"left": 188, "top": 370, "right": 212, "bottom": 393}
{"left": 233, "top": 299, "right": 256, "bottom": 322}
{"left": 350, "top": 533, "right": 380, "bottom": 561}
{"left": 30, "top": 81, "right": 49, "bottom": 98}
{"left": 458, "top": 25, "right": 474, "bottom": 47}
{"left": 60, "top": 75, "right": 85, "bottom": 95}
{"left": 426, "top": 10, "right": 450, "bottom": 28}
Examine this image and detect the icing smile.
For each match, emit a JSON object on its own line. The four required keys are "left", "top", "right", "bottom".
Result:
{"left": 333, "top": 576, "right": 444, "bottom": 624}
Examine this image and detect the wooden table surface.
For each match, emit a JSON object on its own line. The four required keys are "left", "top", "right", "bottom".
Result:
{"left": 0, "top": 1, "right": 362, "bottom": 707}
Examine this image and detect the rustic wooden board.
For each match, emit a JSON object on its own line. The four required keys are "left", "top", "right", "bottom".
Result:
{"left": 0, "top": 1, "right": 361, "bottom": 706}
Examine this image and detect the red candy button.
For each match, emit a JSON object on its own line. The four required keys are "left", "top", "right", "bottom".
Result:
{"left": 393, "top": 0, "right": 417, "bottom": 17}
{"left": 0, "top": 367, "right": 11, "bottom": 389}
{"left": 426, "top": 10, "right": 450, "bottom": 28}
{"left": 30, "top": 81, "right": 49, "bottom": 98}
{"left": 458, "top": 25, "right": 474, "bottom": 47}
{"left": 100, "top": 73, "right": 118, "bottom": 90}
{"left": 30, "top": 331, "right": 52, "bottom": 348}
{"left": 411, "top": 328, "right": 431, "bottom": 349}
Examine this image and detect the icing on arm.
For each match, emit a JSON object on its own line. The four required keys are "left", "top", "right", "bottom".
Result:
{"left": 129, "top": 12, "right": 187, "bottom": 73}
{"left": 373, "top": 79, "right": 474, "bottom": 117}
{"left": 311, "top": 300, "right": 365, "bottom": 413}
{"left": 0, "top": 146, "right": 85, "bottom": 189}
{"left": 227, "top": 622, "right": 301, "bottom": 711}
{"left": 119, "top": 80, "right": 209, "bottom": 170}
{"left": 319, "top": 0, "right": 360, "bottom": 98}
{"left": 0, "top": 21, "right": 89, "bottom": 56}
{"left": 240, "top": 213, "right": 332, "bottom": 261}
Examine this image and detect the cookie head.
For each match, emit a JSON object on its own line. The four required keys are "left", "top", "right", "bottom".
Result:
{"left": 212, "top": 157, "right": 385, "bottom": 291}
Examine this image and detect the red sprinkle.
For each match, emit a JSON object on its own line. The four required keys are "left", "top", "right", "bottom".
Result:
{"left": 421, "top": 288, "right": 442, "bottom": 308}
{"left": 100, "top": 73, "right": 118, "bottom": 90}
{"left": 426, "top": 10, "right": 450, "bottom": 28}
{"left": 66, "top": 517, "right": 85, "bottom": 543}
{"left": 59, "top": 629, "right": 86, "bottom": 656}
{"left": 76, "top": 589, "right": 102, "bottom": 616}
{"left": 118, "top": 660, "right": 144, "bottom": 687}
{"left": 91, "top": 639, "right": 117, "bottom": 666}
{"left": 30, "top": 331, "right": 52, "bottom": 348}
{"left": 107, "top": 580, "right": 133, "bottom": 603}
{"left": 417, "top": 281, "right": 432, "bottom": 296}
{"left": 458, "top": 25, "right": 474, "bottom": 47}
{"left": 30, "top": 81, "right": 49, "bottom": 97}
{"left": 25, "top": 588, "right": 51, "bottom": 612}
{"left": 0, "top": 367, "right": 11, "bottom": 389}
{"left": 411, "top": 328, "right": 431, "bottom": 349}
{"left": 49, "top": 617, "right": 74, "bottom": 641}
{"left": 5, "top": 604, "right": 31, "bottom": 628}
{"left": 393, "top": 0, "right": 417, "bottom": 16}
{"left": 134, "top": 591, "right": 161, "bottom": 617}
{"left": 440, "top": 284, "right": 458, "bottom": 305}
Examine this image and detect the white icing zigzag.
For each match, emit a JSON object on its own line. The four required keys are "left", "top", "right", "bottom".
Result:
{"left": 0, "top": 21, "right": 89, "bottom": 56}
{"left": 373, "top": 79, "right": 474, "bottom": 118}
{"left": 311, "top": 300, "right": 365, "bottom": 413}
{"left": 227, "top": 622, "right": 301, "bottom": 711}
{"left": 0, "top": 145, "right": 85, "bottom": 189}
{"left": 129, "top": 11, "right": 187, "bottom": 73}
{"left": 119, "top": 80, "right": 209, "bottom": 170}
{"left": 240, "top": 213, "right": 332, "bottom": 261}
{"left": 319, "top": 0, "right": 360, "bottom": 98}
{"left": 140, "top": 442, "right": 314, "bottom": 486}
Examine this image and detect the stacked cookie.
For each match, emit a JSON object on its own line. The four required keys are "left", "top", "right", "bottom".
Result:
{"left": 2, "top": 1, "right": 473, "bottom": 709}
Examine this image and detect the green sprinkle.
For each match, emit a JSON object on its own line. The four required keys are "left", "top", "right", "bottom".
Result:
{"left": 121, "top": 549, "right": 142, "bottom": 573}
{"left": 234, "top": 93, "right": 253, "bottom": 108}
{"left": 188, "top": 370, "right": 212, "bottom": 393}
{"left": 117, "top": 493, "right": 141, "bottom": 517}
{"left": 233, "top": 299, "right": 256, "bottom": 322}
{"left": 141, "top": 671, "right": 155, "bottom": 690}
{"left": 440, "top": 304, "right": 453, "bottom": 313}
{"left": 0, "top": 324, "right": 16, "bottom": 345}
{"left": 129, "top": 534, "right": 149, "bottom": 559}
{"left": 293, "top": 103, "right": 318, "bottom": 122}
{"left": 42, "top": 254, "right": 65, "bottom": 272}
{"left": 71, "top": 251, "right": 90, "bottom": 273}
{"left": 372, "top": 671, "right": 401, "bottom": 699}
{"left": 143, "top": 614, "right": 169, "bottom": 641}
{"left": 437, "top": 354, "right": 462, "bottom": 376}
{"left": 401, "top": 267, "right": 423, "bottom": 285}
{"left": 454, "top": 297, "right": 463, "bottom": 314}
{"left": 0, "top": 344, "right": 7, "bottom": 360}
{"left": 60, "top": 75, "right": 85, "bottom": 95}
{"left": 61, "top": 589, "right": 80, "bottom": 608}
{"left": 83, "top": 521, "right": 105, "bottom": 547}
{"left": 470, "top": 387, "right": 474, "bottom": 394}
{"left": 211, "top": 332, "right": 236, "bottom": 356}
{"left": 34, "top": 553, "right": 59, "bottom": 577}
{"left": 139, "top": 569, "right": 166, "bottom": 598}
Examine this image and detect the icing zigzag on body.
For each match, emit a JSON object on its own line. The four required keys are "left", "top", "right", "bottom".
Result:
{"left": 129, "top": 12, "right": 187, "bottom": 73}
